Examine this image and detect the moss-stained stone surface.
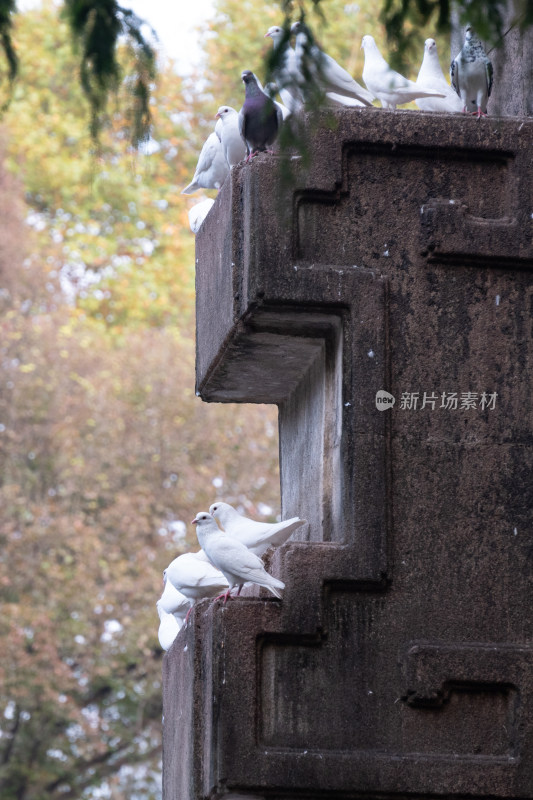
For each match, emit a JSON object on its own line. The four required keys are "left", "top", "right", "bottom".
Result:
{"left": 164, "top": 110, "right": 533, "bottom": 800}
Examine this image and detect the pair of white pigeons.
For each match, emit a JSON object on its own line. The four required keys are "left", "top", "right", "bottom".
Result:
{"left": 157, "top": 501, "right": 305, "bottom": 650}
{"left": 183, "top": 23, "right": 493, "bottom": 210}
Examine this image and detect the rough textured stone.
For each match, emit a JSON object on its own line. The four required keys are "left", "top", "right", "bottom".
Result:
{"left": 164, "top": 109, "right": 533, "bottom": 800}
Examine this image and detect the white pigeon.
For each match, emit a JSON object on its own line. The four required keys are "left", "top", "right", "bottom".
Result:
{"left": 451, "top": 26, "right": 493, "bottom": 117}
{"left": 182, "top": 119, "right": 229, "bottom": 194}
{"left": 361, "top": 34, "right": 446, "bottom": 109}
{"left": 264, "top": 25, "right": 305, "bottom": 115}
{"left": 164, "top": 550, "right": 229, "bottom": 603}
{"left": 292, "top": 22, "right": 374, "bottom": 106}
{"left": 192, "top": 512, "right": 285, "bottom": 602}
{"left": 209, "top": 501, "right": 306, "bottom": 557}
{"left": 158, "top": 576, "right": 192, "bottom": 621}
{"left": 415, "top": 38, "right": 463, "bottom": 113}
{"left": 214, "top": 106, "right": 247, "bottom": 167}
{"left": 156, "top": 601, "right": 182, "bottom": 651}
{"left": 188, "top": 198, "right": 215, "bottom": 234}
{"left": 266, "top": 25, "right": 369, "bottom": 111}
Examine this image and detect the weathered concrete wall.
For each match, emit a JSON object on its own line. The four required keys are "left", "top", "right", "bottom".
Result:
{"left": 164, "top": 109, "right": 533, "bottom": 800}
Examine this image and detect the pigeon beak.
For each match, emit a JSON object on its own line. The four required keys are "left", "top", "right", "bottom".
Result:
{"left": 191, "top": 518, "right": 198, "bottom": 525}
{"left": 215, "top": 112, "right": 220, "bottom": 119}
{"left": 264, "top": 32, "right": 271, "bottom": 38}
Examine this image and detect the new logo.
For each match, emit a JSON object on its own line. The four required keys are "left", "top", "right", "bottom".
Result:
{"left": 375, "top": 390, "right": 396, "bottom": 411}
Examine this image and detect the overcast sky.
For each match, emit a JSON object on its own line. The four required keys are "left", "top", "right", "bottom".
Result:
{"left": 124, "top": 0, "right": 215, "bottom": 73}
{"left": 18, "top": 0, "right": 216, "bottom": 74}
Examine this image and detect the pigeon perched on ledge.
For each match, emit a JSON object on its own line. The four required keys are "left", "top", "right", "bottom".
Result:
{"left": 264, "top": 25, "right": 305, "bottom": 115}
{"left": 215, "top": 106, "right": 247, "bottom": 167}
{"left": 192, "top": 511, "right": 285, "bottom": 603}
{"left": 361, "top": 35, "right": 446, "bottom": 109}
{"left": 238, "top": 70, "right": 283, "bottom": 159}
{"left": 209, "top": 501, "right": 306, "bottom": 557}
{"left": 292, "top": 21, "right": 374, "bottom": 107}
{"left": 182, "top": 118, "right": 229, "bottom": 194}
{"left": 164, "top": 550, "right": 229, "bottom": 602}
{"left": 451, "top": 26, "right": 493, "bottom": 117}
{"left": 416, "top": 38, "right": 463, "bottom": 113}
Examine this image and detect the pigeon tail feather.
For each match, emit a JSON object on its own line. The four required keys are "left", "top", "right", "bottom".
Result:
{"left": 181, "top": 182, "right": 197, "bottom": 195}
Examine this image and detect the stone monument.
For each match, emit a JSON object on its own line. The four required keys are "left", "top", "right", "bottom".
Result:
{"left": 164, "top": 81, "right": 533, "bottom": 799}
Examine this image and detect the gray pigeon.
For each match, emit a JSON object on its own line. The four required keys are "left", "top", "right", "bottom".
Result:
{"left": 451, "top": 26, "right": 493, "bottom": 117}
{"left": 238, "top": 70, "right": 283, "bottom": 159}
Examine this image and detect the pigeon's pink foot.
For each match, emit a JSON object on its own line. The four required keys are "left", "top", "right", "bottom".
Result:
{"left": 184, "top": 605, "right": 194, "bottom": 624}
{"left": 213, "top": 589, "right": 233, "bottom": 604}
{"left": 222, "top": 588, "right": 233, "bottom": 605}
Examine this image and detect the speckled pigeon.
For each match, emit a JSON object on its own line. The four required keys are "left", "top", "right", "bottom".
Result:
{"left": 238, "top": 70, "right": 283, "bottom": 159}
{"left": 451, "top": 26, "right": 493, "bottom": 117}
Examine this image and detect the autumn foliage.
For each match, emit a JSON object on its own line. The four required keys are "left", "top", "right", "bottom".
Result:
{"left": 0, "top": 5, "right": 279, "bottom": 799}
{"left": 0, "top": 0, "right": 451, "bottom": 796}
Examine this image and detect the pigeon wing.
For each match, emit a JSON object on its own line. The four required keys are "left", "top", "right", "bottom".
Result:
{"left": 248, "top": 517, "right": 306, "bottom": 551}
{"left": 486, "top": 60, "right": 493, "bottom": 97}
{"left": 231, "top": 565, "right": 285, "bottom": 598}
{"left": 209, "top": 535, "right": 266, "bottom": 573}
{"left": 321, "top": 53, "right": 374, "bottom": 104}
{"left": 182, "top": 133, "right": 228, "bottom": 194}
{"left": 238, "top": 107, "right": 248, "bottom": 154}
{"left": 159, "top": 581, "right": 191, "bottom": 616}
{"left": 450, "top": 58, "right": 459, "bottom": 96}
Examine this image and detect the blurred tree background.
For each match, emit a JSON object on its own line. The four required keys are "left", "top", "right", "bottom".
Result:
{"left": 0, "top": 0, "right": 462, "bottom": 798}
